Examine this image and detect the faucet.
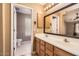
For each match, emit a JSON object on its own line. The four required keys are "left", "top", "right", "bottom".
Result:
{"left": 45, "top": 34, "right": 48, "bottom": 37}
{"left": 64, "top": 38, "right": 69, "bottom": 43}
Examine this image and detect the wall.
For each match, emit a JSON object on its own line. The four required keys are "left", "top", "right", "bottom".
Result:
{"left": 0, "top": 3, "right": 3, "bottom": 56}
{"left": 3, "top": 3, "right": 11, "bottom": 56}
{"left": 17, "top": 12, "right": 32, "bottom": 41}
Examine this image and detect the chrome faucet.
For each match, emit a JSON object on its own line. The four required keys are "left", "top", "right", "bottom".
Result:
{"left": 64, "top": 38, "right": 69, "bottom": 43}
{"left": 45, "top": 34, "right": 48, "bottom": 37}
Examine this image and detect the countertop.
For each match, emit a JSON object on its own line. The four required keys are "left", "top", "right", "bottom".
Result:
{"left": 35, "top": 33, "right": 79, "bottom": 56}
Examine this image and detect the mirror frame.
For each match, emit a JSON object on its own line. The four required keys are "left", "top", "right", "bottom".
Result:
{"left": 43, "top": 3, "right": 79, "bottom": 38}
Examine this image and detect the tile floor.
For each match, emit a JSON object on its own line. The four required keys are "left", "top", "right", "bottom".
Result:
{"left": 15, "top": 41, "right": 32, "bottom": 56}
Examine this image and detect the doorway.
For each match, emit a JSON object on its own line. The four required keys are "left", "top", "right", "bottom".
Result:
{"left": 11, "top": 4, "right": 32, "bottom": 56}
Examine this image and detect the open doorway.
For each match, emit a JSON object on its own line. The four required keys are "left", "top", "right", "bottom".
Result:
{"left": 11, "top": 4, "right": 32, "bottom": 56}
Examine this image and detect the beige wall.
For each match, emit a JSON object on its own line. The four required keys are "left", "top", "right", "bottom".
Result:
{"left": 3, "top": 3, "right": 11, "bottom": 56}
{"left": 0, "top": 3, "right": 3, "bottom": 56}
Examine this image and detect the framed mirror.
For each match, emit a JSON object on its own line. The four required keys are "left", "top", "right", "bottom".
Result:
{"left": 44, "top": 3, "right": 79, "bottom": 38}
{"left": 45, "top": 14, "right": 59, "bottom": 34}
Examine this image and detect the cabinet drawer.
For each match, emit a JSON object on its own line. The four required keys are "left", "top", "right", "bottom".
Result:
{"left": 54, "top": 47, "right": 74, "bottom": 56}
{"left": 46, "top": 43, "right": 53, "bottom": 51}
{"left": 40, "top": 40, "right": 45, "bottom": 46}
{"left": 46, "top": 48, "right": 53, "bottom": 56}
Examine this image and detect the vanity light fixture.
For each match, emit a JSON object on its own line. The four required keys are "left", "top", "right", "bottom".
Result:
{"left": 44, "top": 3, "right": 58, "bottom": 11}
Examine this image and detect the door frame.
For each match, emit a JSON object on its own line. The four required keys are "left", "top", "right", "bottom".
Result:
{"left": 11, "top": 3, "right": 34, "bottom": 56}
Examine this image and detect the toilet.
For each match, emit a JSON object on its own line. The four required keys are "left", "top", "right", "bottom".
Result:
{"left": 17, "top": 39, "right": 22, "bottom": 47}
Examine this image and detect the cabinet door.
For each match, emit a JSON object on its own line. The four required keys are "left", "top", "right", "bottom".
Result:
{"left": 40, "top": 40, "right": 45, "bottom": 56}
{"left": 40, "top": 40, "right": 45, "bottom": 50}
{"left": 39, "top": 50, "right": 45, "bottom": 56}
{"left": 46, "top": 48, "right": 53, "bottom": 56}
{"left": 40, "top": 40, "right": 45, "bottom": 46}
{"left": 46, "top": 43, "right": 53, "bottom": 51}
{"left": 46, "top": 43, "right": 54, "bottom": 56}
{"left": 36, "top": 39, "right": 40, "bottom": 55}
{"left": 54, "top": 47, "right": 74, "bottom": 56}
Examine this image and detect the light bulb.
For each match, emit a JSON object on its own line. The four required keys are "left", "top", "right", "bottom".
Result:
{"left": 48, "top": 4, "right": 51, "bottom": 8}
{"left": 44, "top": 8, "right": 46, "bottom": 11}
{"left": 46, "top": 7, "right": 48, "bottom": 9}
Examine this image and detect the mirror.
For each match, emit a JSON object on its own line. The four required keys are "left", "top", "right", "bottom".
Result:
{"left": 44, "top": 4, "right": 79, "bottom": 38}
{"left": 45, "top": 14, "right": 60, "bottom": 34}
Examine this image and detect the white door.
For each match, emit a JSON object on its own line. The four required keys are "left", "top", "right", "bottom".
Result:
{"left": 13, "top": 7, "right": 17, "bottom": 55}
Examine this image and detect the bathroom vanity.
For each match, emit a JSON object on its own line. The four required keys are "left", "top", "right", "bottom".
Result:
{"left": 35, "top": 38, "right": 74, "bottom": 56}
{"left": 33, "top": 33, "right": 79, "bottom": 56}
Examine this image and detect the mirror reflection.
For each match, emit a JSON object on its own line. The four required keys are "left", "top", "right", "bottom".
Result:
{"left": 45, "top": 8, "right": 79, "bottom": 37}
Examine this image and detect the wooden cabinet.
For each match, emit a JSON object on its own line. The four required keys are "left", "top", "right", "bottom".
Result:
{"left": 46, "top": 43, "right": 54, "bottom": 56}
{"left": 36, "top": 38, "right": 40, "bottom": 55}
{"left": 46, "top": 48, "right": 53, "bottom": 56}
{"left": 40, "top": 41, "right": 45, "bottom": 51}
{"left": 34, "top": 37, "right": 74, "bottom": 56}
{"left": 35, "top": 39, "right": 45, "bottom": 56}
{"left": 40, "top": 40, "right": 45, "bottom": 46}
{"left": 54, "top": 47, "right": 74, "bottom": 56}
{"left": 39, "top": 40, "right": 45, "bottom": 56}
{"left": 46, "top": 43, "right": 53, "bottom": 51}
{"left": 40, "top": 50, "right": 45, "bottom": 56}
